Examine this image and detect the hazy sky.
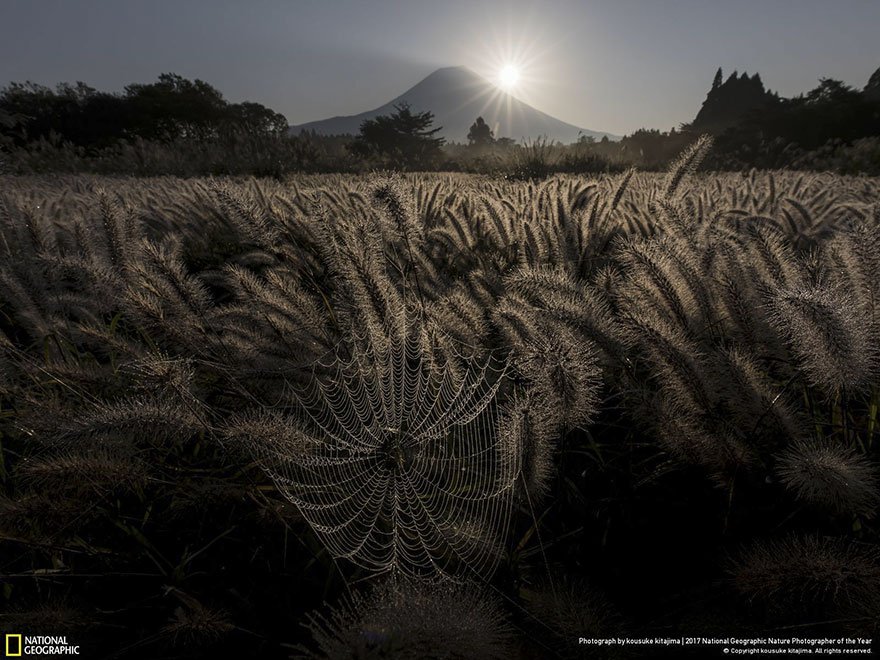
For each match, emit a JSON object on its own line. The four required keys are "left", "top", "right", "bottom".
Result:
{"left": 1, "top": 0, "right": 878, "bottom": 135}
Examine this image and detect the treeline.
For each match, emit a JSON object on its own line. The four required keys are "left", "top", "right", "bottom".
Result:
{"left": 708, "top": 74, "right": 880, "bottom": 172}
{"left": 599, "top": 68, "right": 880, "bottom": 173}
{"left": 0, "top": 74, "right": 324, "bottom": 177}
{"left": 2, "top": 69, "right": 879, "bottom": 176}
{"left": 0, "top": 75, "right": 625, "bottom": 177}
{"left": 0, "top": 74, "right": 289, "bottom": 146}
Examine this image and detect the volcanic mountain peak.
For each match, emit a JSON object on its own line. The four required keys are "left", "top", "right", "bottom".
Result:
{"left": 289, "top": 65, "right": 616, "bottom": 144}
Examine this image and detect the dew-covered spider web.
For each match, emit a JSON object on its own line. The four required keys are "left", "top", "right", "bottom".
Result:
{"left": 253, "top": 314, "right": 520, "bottom": 579}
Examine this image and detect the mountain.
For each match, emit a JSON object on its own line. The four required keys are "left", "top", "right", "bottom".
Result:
{"left": 288, "top": 66, "right": 616, "bottom": 144}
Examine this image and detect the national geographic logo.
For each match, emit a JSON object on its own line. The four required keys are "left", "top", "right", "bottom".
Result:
{"left": 4, "top": 635, "right": 20, "bottom": 657}
{"left": 4, "top": 635, "right": 80, "bottom": 656}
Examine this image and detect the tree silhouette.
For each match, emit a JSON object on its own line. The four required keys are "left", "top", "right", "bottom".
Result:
{"left": 349, "top": 102, "right": 444, "bottom": 169}
{"left": 711, "top": 67, "right": 723, "bottom": 91}
{"left": 224, "top": 101, "right": 288, "bottom": 137}
{"left": 467, "top": 116, "right": 494, "bottom": 147}
{"left": 0, "top": 73, "right": 289, "bottom": 148}
{"left": 687, "top": 69, "right": 776, "bottom": 134}
{"left": 124, "top": 73, "right": 227, "bottom": 141}
{"left": 865, "top": 66, "right": 880, "bottom": 102}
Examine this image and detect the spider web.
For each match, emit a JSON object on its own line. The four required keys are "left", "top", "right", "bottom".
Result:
{"left": 254, "top": 316, "right": 519, "bottom": 579}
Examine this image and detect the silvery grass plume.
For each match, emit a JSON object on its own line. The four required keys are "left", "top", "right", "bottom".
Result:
{"left": 620, "top": 304, "right": 746, "bottom": 477}
{"left": 513, "top": 325, "right": 601, "bottom": 433}
{"left": 0, "top": 492, "right": 94, "bottom": 544}
{"left": 372, "top": 178, "right": 424, "bottom": 248}
{"left": 649, "top": 397, "right": 755, "bottom": 482}
{"left": 0, "top": 329, "right": 14, "bottom": 393}
{"left": 715, "top": 347, "right": 803, "bottom": 447}
{"left": 742, "top": 223, "right": 809, "bottom": 291}
{"left": 225, "top": 311, "right": 520, "bottom": 580}
{"left": 426, "top": 198, "right": 491, "bottom": 275}
{"left": 424, "top": 284, "right": 493, "bottom": 361}
{"left": 15, "top": 446, "right": 149, "bottom": 499}
{"left": 826, "top": 220, "right": 880, "bottom": 337}
{"left": 730, "top": 535, "right": 880, "bottom": 617}
{"left": 636, "top": 134, "right": 713, "bottom": 237}
{"left": 208, "top": 178, "right": 329, "bottom": 286}
{"left": 662, "top": 134, "right": 714, "bottom": 201}
{"left": 217, "top": 262, "right": 334, "bottom": 377}
{"left": 497, "top": 388, "right": 557, "bottom": 504}
{"left": 123, "top": 237, "right": 215, "bottom": 351}
{"left": 16, "top": 389, "right": 202, "bottom": 449}
{"left": 299, "top": 578, "right": 513, "bottom": 660}
{"left": 623, "top": 313, "right": 714, "bottom": 418}
{"left": 615, "top": 235, "right": 715, "bottom": 335}
{"left": 211, "top": 181, "right": 285, "bottom": 251}
{"left": 4, "top": 354, "right": 203, "bottom": 529}
{"left": 159, "top": 591, "right": 234, "bottom": 650}
{"left": 767, "top": 282, "right": 878, "bottom": 394}
{"left": 776, "top": 439, "right": 879, "bottom": 516}
{"left": 210, "top": 180, "right": 405, "bottom": 383}
{"left": 6, "top": 352, "right": 204, "bottom": 510}
{"left": 0, "top": 601, "right": 91, "bottom": 637}
{"left": 498, "top": 265, "right": 623, "bottom": 368}
{"left": 712, "top": 242, "right": 779, "bottom": 347}
{"left": 0, "top": 193, "right": 127, "bottom": 349}
{"left": 312, "top": 193, "right": 406, "bottom": 337}
{"left": 522, "top": 580, "right": 625, "bottom": 660}
{"left": 371, "top": 179, "right": 449, "bottom": 301}
{"left": 493, "top": 169, "right": 634, "bottom": 278}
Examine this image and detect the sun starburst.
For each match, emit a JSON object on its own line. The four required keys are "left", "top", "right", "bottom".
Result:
{"left": 498, "top": 65, "right": 519, "bottom": 91}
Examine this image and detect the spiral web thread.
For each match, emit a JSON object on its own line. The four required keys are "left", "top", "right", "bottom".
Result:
{"left": 255, "top": 318, "right": 519, "bottom": 579}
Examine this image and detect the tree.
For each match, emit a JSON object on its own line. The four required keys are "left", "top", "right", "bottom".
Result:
{"left": 805, "top": 78, "right": 858, "bottom": 104}
{"left": 0, "top": 73, "right": 290, "bottom": 149}
{"left": 224, "top": 102, "right": 288, "bottom": 138}
{"left": 0, "top": 108, "right": 18, "bottom": 128}
{"left": 123, "top": 73, "right": 227, "bottom": 141}
{"left": 687, "top": 67, "right": 775, "bottom": 134}
{"left": 349, "top": 103, "right": 445, "bottom": 169}
{"left": 865, "top": 66, "right": 880, "bottom": 102}
{"left": 467, "top": 116, "right": 494, "bottom": 147}
{"left": 0, "top": 81, "right": 129, "bottom": 148}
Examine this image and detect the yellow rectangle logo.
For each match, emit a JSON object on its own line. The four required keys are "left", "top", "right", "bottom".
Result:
{"left": 5, "top": 634, "right": 22, "bottom": 657}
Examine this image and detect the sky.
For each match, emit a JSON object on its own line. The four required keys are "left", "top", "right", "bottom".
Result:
{"left": 1, "top": 0, "right": 878, "bottom": 136}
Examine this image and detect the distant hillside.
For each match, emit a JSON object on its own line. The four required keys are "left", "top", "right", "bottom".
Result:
{"left": 289, "top": 66, "right": 617, "bottom": 144}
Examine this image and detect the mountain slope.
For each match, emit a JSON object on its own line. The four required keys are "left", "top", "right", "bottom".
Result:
{"left": 289, "top": 66, "right": 616, "bottom": 144}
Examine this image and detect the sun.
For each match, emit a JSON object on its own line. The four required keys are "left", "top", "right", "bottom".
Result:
{"left": 498, "top": 65, "right": 520, "bottom": 91}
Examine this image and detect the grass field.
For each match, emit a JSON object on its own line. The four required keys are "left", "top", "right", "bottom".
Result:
{"left": 1, "top": 145, "right": 879, "bottom": 657}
